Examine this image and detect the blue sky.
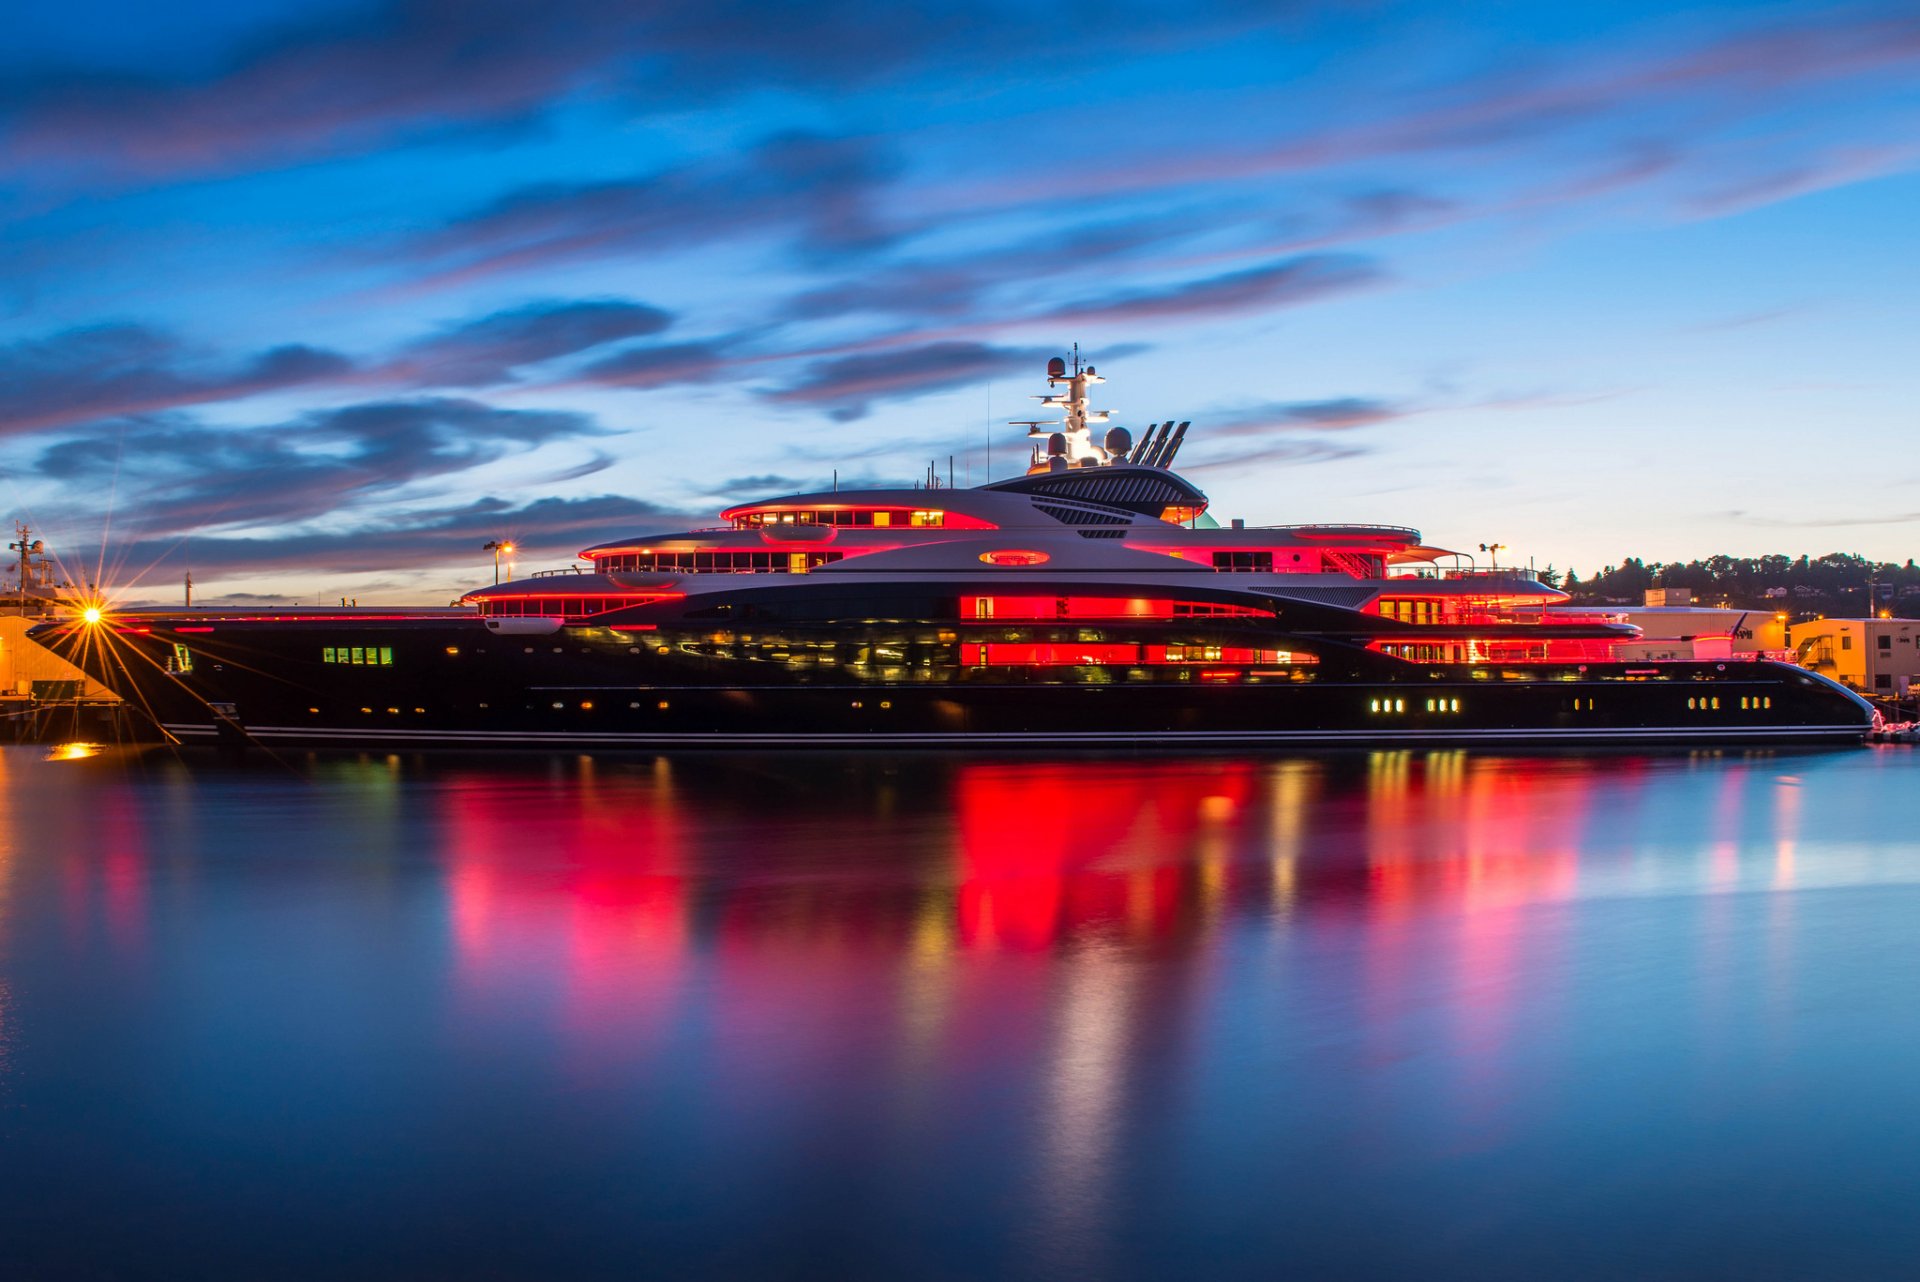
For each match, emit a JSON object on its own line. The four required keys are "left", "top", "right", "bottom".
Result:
{"left": 2, "top": 0, "right": 1917, "bottom": 602}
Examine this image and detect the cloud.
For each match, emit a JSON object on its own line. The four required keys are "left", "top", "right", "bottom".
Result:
{"left": 781, "top": 210, "right": 1204, "bottom": 322}
{"left": 976, "top": 7, "right": 1920, "bottom": 216}
{"left": 0, "top": 301, "right": 693, "bottom": 442}
{"left": 1175, "top": 396, "right": 1406, "bottom": 471}
{"left": 107, "top": 493, "right": 698, "bottom": 580}
{"left": 37, "top": 398, "right": 605, "bottom": 534}
{"left": 530, "top": 451, "right": 619, "bottom": 484}
{"left": 0, "top": 323, "right": 350, "bottom": 435}
{"left": 1207, "top": 397, "right": 1410, "bottom": 436}
{"left": 1036, "top": 254, "right": 1381, "bottom": 326}
{"left": 713, "top": 474, "right": 812, "bottom": 495}
{"left": 381, "top": 297, "right": 674, "bottom": 387}
{"left": 766, "top": 341, "right": 1046, "bottom": 421}
{"left": 1685, "top": 142, "right": 1920, "bottom": 216}
{"left": 1724, "top": 508, "right": 1920, "bottom": 530}
{"left": 0, "top": 1, "right": 976, "bottom": 182}
{"left": 574, "top": 340, "right": 730, "bottom": 390}
{"left": 406, "top": 130, "right": 898, "bottom": 288}
{"left": 1181, "top": 439, "right": 1370, "bottom": 472}
{"left": 0, "top": 2, "right": 1307, "bottom": 186}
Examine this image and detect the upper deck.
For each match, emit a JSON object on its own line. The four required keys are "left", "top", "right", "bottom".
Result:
{"left": 474, "top": 352, "right": 1558, "bottom": 621}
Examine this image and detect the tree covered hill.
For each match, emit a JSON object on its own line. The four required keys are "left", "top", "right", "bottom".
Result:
{"left": 1557, "top": 553, "right": 1920, "bottom": 616}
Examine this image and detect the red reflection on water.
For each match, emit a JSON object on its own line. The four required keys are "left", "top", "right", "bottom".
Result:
{"left": 97, "top": 794, "right": 149, "bottom": 954}
{"left": 1362, "top": 754, "right": 1589, "bottom": 917}
{"left": 438, "top": 765, "right": 691, "bottom": 1053}
{"left": 43, "top": 786, "right": 151, "bottom": 957}
{"left": 953, "top": 762, "right": 1258, "bottom": 950}
{"left": 1353, "top": 754, "right": 1616, "bottom": 1155}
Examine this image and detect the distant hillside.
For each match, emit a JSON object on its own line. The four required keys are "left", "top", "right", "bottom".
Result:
{"left": 1556, "top": 554, "right": 1920, "bottom": 617}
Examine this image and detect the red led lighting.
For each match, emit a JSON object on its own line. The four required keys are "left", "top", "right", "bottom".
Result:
{"left": 977, "top": 550, "right": 1050, "bottom": 567}
{"left": 961, "top": 643, "right": 1298, "bottom": 667}
{"left": 961, "top": 595, "right": 1267, "bottom": 620}
{"left": 717, "top": 503, "right": 998, "bottom": 530}
{"left": 464, "top": 591, "right": 685, "bottom": 619}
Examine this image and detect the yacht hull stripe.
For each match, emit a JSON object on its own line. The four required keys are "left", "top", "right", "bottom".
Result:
{"left": 163, "top": 723, "right": 1867, "bottom": 746}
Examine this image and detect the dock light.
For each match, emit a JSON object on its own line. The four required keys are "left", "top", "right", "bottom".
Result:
{"left": 484, "top": 540, "right": 517, "bottom": 584}
{"left": 82, "top": 606, "right": 102, "bottom": 625}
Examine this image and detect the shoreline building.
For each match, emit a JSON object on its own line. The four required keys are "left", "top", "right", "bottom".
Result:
{"left": 1550, "top": 588, "right": 1790, "bottom": 662}
{"left": 1789, "top": 617, "right": 1920, "bottom": 696}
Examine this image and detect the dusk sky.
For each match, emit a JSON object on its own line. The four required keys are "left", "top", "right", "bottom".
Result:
{"left": 4, "top": 0, "right": 1918, "bottom": 603}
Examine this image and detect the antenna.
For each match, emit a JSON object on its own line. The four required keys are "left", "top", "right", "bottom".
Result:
{"left": 1133, "top": 422, "right": 1160, "bottom": 467}
{"left": 1141, "top": 423, "right": 1169, "bottom": 468}
{"left": 1152, "top": 426, "right": 1182, "bottom": 470}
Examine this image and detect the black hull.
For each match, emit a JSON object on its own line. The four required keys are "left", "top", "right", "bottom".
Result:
{"left": 36, "top": 616, "right": 1874, "bottom": 751}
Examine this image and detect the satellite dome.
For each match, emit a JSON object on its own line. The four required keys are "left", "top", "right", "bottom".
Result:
{"left": 1047, "top": 356, "right": 1067, "bottom": 379}
{"left": 1103, "top": 426, "right": 1133, "bottom": 459}
{"left": 1046, "top": 431, "right": 1068, "bottom": 456}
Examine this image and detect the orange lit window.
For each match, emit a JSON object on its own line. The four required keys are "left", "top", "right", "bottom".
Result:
{"left": 958, "top": 596, "right": 1268, "bottom": 620}
{"left": 962, "top": 642, "right": 1311, "bottom": 667}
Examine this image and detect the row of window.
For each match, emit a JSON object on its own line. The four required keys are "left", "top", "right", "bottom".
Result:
{"left": 1378, "top": 598, "right": 1445, "bottom": 625}
{"left": 959, "top": 643, "right": 1309, "bottom": 667}
{"left": 1370, "top": 697, "right": 1471, "bottom": 713}
{"left": 1828, "top": 634, "right": 1903, "bottom": 651}
{"left": 1205, "top": 551, "right": 1325, "bottom": 572}
{"left": 322, "top": 646, "right": 394, "bottom": 666}
{"left": 1377, "top": 644, "right": 1461, "bottom": 662}
{"left": 474, "top": 596, "right": 666, "bottom": 617}
{"left": 593, "top": 551, "right": 846, "bottom": 574}
{"left": 962, "top": 596, "right": 1272, "bottom": 621}
{"left": 1367, "top": 693, "right": 1778, "bottom": 716}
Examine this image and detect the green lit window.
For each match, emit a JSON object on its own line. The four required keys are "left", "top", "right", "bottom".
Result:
{"left": 323, "top": 644, "right": 394, "bottom": 665}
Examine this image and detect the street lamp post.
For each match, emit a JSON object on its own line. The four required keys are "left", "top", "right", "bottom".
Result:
{"left": 484, "top": 540, "right": 516, "bottom": 585}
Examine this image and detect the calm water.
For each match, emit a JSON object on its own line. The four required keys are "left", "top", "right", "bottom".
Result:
{"left": 2, "top": 744, "right": 1918, "bottom": 1279}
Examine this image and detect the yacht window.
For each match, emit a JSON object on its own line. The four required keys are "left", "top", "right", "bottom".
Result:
{"left": 594, "top": 550, "right": 844, "bottom": 574}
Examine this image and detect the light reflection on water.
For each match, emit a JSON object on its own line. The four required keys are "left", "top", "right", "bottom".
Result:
{"left": 2, "top": 745, "right": 1919, "bottom": 1279}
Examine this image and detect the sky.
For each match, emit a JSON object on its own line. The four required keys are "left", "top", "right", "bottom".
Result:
{"left": 2, "top": 0, "right": 1918, "bottom": 604}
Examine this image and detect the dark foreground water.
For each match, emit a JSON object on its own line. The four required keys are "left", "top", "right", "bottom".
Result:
{"left": 2, "top": 744, "right": 1919, "bottom": 1279}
